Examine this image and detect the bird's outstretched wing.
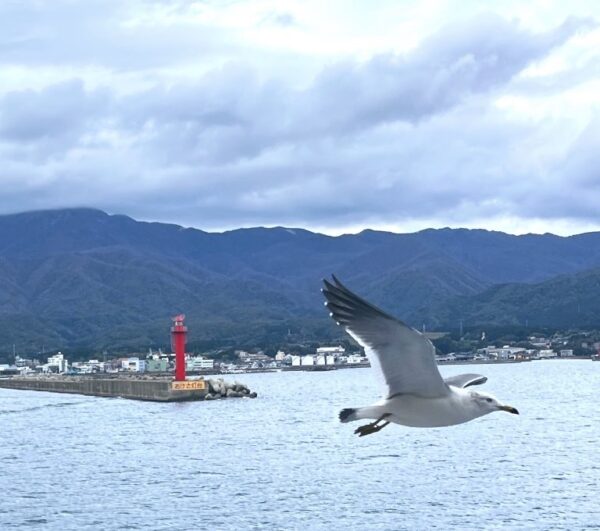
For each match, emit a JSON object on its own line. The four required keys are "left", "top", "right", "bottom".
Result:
{"left": 322, "top": 275, "right": 448, "bottom": 399}
{"left": 444, "top": 373, "right": 487, "bottom": 388}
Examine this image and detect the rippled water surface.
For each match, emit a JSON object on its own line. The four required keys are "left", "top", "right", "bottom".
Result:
{"left": 1, "top": 361, "right": 599, "bottom": 530}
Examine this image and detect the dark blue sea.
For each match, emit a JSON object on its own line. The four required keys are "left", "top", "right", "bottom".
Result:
{"left": 1, "top": 361, "right": 599, "bottom": 530}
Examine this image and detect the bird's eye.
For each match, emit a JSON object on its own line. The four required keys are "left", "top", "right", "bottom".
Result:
{"left": 486, "top": 398, "right": 492, "bottom": 403}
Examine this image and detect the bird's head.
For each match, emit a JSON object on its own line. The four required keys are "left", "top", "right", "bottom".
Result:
{"left": 470, "top": 390, "right": 519, "bottom": 415}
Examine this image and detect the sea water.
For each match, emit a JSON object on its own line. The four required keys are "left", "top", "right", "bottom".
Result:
{"left": 0, "top": 361, "right": 598, "bottom": 530}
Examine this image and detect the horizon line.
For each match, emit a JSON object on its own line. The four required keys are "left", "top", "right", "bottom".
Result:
{"left": 2, "top": 206, "right": 600, "bottom": 239}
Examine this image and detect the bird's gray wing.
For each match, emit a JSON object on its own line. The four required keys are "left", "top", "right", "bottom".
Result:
{"left": 444, "top": 373, "right": 487, "bottom": 388}
{"left": 322, "top": 275, "right": 449, "bottom": 399}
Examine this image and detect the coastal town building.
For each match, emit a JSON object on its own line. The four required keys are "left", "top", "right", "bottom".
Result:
{"left": 187, "top": 356, "right": 214, "bottom": 371}
{"left": 301, "top": 354, "right": 315, "bottom": 366}
{"left": 46, "top": 352, "right": 69, "bottom": 373}
{"left": 0, "top": 364, "right": 19, "bottom": 375}
{"left": 146, "top": 358, "right": 169, "bottom": 372}
{"left": 316, "top": 354, "right": 335, "bottom": 365}
{"left": 71, "top": 359, "right": 104, "bottom": 374}
{"left": 237, "top": 350, "right": 271, "bottom": 364}
{"left": 538, "top": 349, "right": 557, "bottom": 359}
{"left": 121, "top": 357, "right": 146, "bottom": 372}
{"left": 316, "top": 346, "right": 345, "bottom": 357}
{"left": 15, "top": 356, "right": 39, "bottom": 369}
{"left": 529, "top": 336, "right": 551, "bottom": 348}
{"left": 345, "top": 354, "right": 367, "bottom": 365}
{"left": 482, "top": 346, "right": 526, "bottom": 360}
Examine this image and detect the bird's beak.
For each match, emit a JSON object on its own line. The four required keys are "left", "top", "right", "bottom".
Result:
{"left": 498, "top": 405, "right": 519, "bottom": 415}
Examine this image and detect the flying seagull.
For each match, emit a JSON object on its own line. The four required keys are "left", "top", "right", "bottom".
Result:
{"left": 321, "top": 275, "right": 519, "bottom": 437}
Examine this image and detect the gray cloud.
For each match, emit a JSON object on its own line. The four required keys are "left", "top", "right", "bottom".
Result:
{"left": 112, "top": 13, "right": 591, "bottom": 163}
{"left": 302, "top": 14, "right": 594, "bottom": 132}
{"left": 0, "top": 80, "right": 109, "bottom": 142}
{"left": 260, "top": 11, "right": 298, "bottom": 27}
{"left": 0, "top": 8, "right": 598, "bottom": 233}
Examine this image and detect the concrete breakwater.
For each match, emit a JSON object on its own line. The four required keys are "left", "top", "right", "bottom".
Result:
{"left": 205, "top": 377, "right": 257, "bottom": 400}
{"left": 0, "top": 375, "right": 257, "bottom": 402}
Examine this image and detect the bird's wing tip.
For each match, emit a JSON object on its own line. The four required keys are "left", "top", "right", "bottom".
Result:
{"left": 322, "top": 277, "right": 336, "bottom": 290}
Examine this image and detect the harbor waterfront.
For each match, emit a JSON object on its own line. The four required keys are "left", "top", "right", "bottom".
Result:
{"left": 0, "top": 375, "right": 256, "bottom": 402}
{"left": 1, "top": 360, "right": 598, "bottom": 530}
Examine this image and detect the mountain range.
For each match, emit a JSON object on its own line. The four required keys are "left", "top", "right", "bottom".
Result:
{"left": 2, "top": 208, "right": 600, "bottom": 356}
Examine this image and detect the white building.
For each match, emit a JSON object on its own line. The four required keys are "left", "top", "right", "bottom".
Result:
{"left": 47, "top": 352, "right": 68, "bottom": 373}
{"left": 316, "top": 355, "right": 336, "bottom": 365}
{"left": 71, "top": 359, "right": 104, "bottom": 374}
{"left": 529, "top": 337, "right": 550, "bottom": 348}
{"left": 275, "top": 350, "right": 286, "bottom": 362}
{"left": 187, "top": 357, "right": 214, "bottom": 370}
{"left": 84, "top": 359, "right": 104, "bottom": 373}
{"left": 538, "top": 349, "right": 557, "bottom": 359}
{"left": 291, "top": 355, "right": 301, "bottom": 366}
{"left": 346, "top": 354, "right": 366, "bottom": 365}
{"left": 237, "top": 350, "right": 271, "bottom": 364}
{"left": 301, "top": 355, "right": 314, "bottom": 366}
{"left": 14, "top": 356, "right": 37, "bottom": 369}
{"left": 485, "top": 347, "right": 525, "bottom": 360}
{"left": 560, "top": 349, "right": 574, "bottom": 357}
{"left": 122, "top": 357, "right": 146, "bottom": 372}
{"left": 316, "top": 346, "right": 345, "bottom": 356}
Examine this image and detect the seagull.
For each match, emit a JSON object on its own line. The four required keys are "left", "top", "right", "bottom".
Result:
{"left": 322, "top": 275, "right": 519, "bottom": 437}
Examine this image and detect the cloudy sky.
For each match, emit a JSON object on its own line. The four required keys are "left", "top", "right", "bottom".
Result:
{"left": 1, "top": 0, "right": 599, "bottom": 235}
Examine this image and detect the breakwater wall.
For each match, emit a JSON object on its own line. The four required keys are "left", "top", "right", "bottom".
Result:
{"left": 205, "top": 377, "right": 257, "bottom": 400}
{"left": 0, "top": 376, "right": 256, "bottom": 402}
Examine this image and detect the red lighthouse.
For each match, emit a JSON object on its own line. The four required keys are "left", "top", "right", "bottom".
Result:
{"left": 171, "top": 314, "right": 187, "bottom": 381}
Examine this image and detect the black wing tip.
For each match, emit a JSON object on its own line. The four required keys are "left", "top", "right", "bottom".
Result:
{"left": 322, "top": 277, "right": 340, "bottom": 301}
{"left": 339, "top": 408, "right": 356, "bottom": 422}
{"left": 322, "top": 274, "right": 393, "bottom": 325}
{"left": 331, "top": 274, "right": 351, "bottom": 293}
{"left": 323, "top": 273, "right": 343, "bottom": 283}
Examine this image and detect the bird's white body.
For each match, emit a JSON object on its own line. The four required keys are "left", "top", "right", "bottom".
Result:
{"left": 322, "top": 276, "right": 519, "bottom": 436}
{"left": 352, "top": 387, "right": 485, "bottom": 428}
